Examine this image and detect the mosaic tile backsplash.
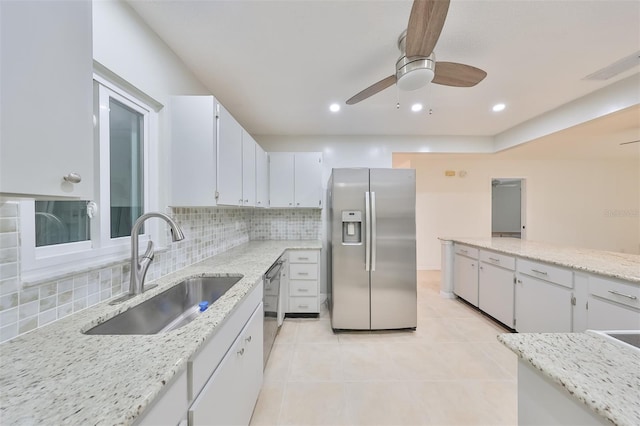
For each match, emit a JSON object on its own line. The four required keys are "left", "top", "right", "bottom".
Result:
{"left": 0, "top": 202, "right": 321, "bottom": 343}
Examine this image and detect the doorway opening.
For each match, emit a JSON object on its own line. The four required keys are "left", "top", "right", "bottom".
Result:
{"left": 491, "top": 178, "right": 526, "bottom": 239}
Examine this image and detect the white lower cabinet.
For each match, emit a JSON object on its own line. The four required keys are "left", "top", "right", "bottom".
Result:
{"left": 286, "top": 249, "right": 320, "bottom": 314}
{"left": 515, "top": 274, "right": 573, "bottom": 333}
{"left": 189, "top": 303, "right": 263, "bottom": 426}
{"left": 514, "top": 259, "right": 574, "bottom": 333}
{"left": 479, "top": 261, "right": 515, "bottom": 328}
{"left": 586, "top": 274, "right": 640, "bottom": 330}
{"left": 453, "top": 252, "right": 479, "bottom": 307}
{"left": 137, "top": 284, "right": 263, "bottom": 426}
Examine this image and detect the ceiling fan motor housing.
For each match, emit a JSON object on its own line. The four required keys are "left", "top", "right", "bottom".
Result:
{"left": 396, "top": 54, "right": 435, "bottom": 91}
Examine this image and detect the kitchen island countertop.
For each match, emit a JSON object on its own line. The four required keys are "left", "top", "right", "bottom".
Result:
{"left": 0, "top": 240, "right": 321, "bottom": 425}
{"left": 499, "top": 332, "right": 640, "bottom": 426}
{"left": 441, "top": 237, "right": 639, "bottom": 283}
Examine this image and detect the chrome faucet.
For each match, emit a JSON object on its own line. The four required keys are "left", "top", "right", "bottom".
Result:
{"left": 129, "top": 212, "right": 185, "bottom": 296}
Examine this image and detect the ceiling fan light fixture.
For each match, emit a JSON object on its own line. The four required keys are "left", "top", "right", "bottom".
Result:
{"left": 396, "top": 54, "right": 435, "bottom": 91}
{"left": 411, "top": 103, "right": 423, "bottom": 112}
{"left": 329, "top": 103, "right": 341, "bottom": 112}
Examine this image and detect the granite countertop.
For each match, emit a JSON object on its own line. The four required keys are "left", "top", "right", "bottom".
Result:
{"left": 498, "top": 332, "right": 640, "bottom": 426}
{"left": 0, "top": 240, "right": 321, "bottom": 426}
{"left": 442, "top": 237, "right": 640, "bottom": 283}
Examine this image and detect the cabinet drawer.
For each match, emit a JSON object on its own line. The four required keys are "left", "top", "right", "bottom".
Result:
{"left": 589, "top": 275, "right": 640, "bottom": 310}
{"left": 454, "top": 244, "right": 478, "bottom": 259}
{"left": 290, "top": 263, "right": 318, "bottom": 280}
{"left": 480, "top": 250, "right": 515, "bottom": 270}
{"left": 290, "top": 280, "right": 318, "bottom": 297}
{"left": 517, "top": 259, "right": 573, "bottom": 289}
{"left": 289, "top": 250, "right": 318, "bottom": 264}
{"left": 288, "top": 297, "right": 318, "bottom": 313}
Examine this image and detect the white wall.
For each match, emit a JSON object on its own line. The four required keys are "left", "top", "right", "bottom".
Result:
{"left": 397, "top": 153, "right": 640, "bottom": 270}
{"left": 92, "top": 0, "right": 210, "bottom": 218}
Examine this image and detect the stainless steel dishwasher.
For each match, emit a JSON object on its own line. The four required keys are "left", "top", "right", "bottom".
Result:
{"left": 263, "top": 257, "right": 284, "bottom": 367}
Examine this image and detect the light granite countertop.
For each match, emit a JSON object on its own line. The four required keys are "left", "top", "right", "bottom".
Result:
{"left": 498, "top": 332, "right": 640, "bottom": 426}
{"left": 442, "top": 237, "right": 639, "bottom": 283}
{"left": 0, "top": 240, "right": 321, "bottom": 426}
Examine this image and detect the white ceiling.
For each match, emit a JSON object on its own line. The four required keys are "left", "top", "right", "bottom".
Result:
{"left": 127, "top": 0, "right": 640, "bottom": 138}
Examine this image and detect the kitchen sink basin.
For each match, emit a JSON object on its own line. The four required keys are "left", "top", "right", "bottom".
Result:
{"left": 84, "top": 276, "right": 242, "bottom": 335}
{"left": 588, "top": 329, "right": 640, "bottom": 353}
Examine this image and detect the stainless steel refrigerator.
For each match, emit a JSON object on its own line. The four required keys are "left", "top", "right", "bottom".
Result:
{"left": 328, "top": 168, "right": 417, "bottom": 330}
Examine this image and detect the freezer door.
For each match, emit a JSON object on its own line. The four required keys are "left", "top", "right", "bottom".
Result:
{"left": 330, "top": 168, "right": 371, "bottom": 330}
{"left": 369, "top": 169, "right": 417, "bottom": 329}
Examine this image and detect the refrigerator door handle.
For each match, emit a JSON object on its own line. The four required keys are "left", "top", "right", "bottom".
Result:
{"left": 365, "top": 191, "right": 371, "bottom": 271}
{"left": 371, "top": 191, "right": 376, "bottom": 271}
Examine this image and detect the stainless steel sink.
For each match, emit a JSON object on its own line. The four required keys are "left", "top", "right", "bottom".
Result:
{"left": 589, "top": 330, "right": 640, "bottom": 353}
{"left": 84, "top": 276, "right": 242, "bottom": 335}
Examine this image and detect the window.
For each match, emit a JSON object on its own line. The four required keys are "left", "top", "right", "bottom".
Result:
{"left": 20, "top": 76, "right": 158, "bottom": 278}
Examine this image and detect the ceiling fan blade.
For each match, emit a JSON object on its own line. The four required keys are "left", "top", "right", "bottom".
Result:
{"left": 405, "top": 0, "right": 450, "bottom": 57}
{"left": 432, "top": 62, "right": 487, "bottom": 87}
{"left": 346, "top": 75, "right": 397, "bottom": 105}
{"left": 619, "top": 140, "right": 640, "bottom": 145}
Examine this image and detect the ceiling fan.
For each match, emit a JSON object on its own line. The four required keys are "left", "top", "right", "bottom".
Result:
{"left": 346, "top": 0, "right": 487, "bottom": 105}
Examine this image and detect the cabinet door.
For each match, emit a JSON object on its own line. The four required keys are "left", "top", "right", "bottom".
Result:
{"left": 255, "top": 144, "right": 269, "bottom": 208}
{"left": 294, "top": 152, "right": 322, "bottom": 208}
{"left": 453, "top": 254, "right": 479, "bottom": 307}
{"left": 216, "top": 104, "right": 243, "bottom": 206}
{"left": 586, "top": 297, "right": 640, "bottom": 330}
{"left": 479, "top": 263, "right": 515, "bottom": 328}
{"left": 242, "top": 130, "right": 256, "bottom": 207}
{"left": 515, "top": 275, "right": 572, "bottom": 332}
{"left": 170, "top": 96, "right": 217, "bottom": 206}
{"left": 269, "top": 153, "right": 295, "bottom": 207}
{"left": 0, "top": 0, "right": 93, "bottom": 198}
{"left": 189, "top": 304, "right": 263, "bottom": 426}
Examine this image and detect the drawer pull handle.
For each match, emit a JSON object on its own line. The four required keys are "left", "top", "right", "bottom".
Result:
{"left": 237, "top": 348, "right": 245, "bottom": 356}
{"left": 297, "top": 272, "right": 309, "bottom": 276}
{"left": 245, "top": 335, "right": 252, "bottom": 343}
{"left": 298, "top": 288, "right": 309, "bottom": 292}
{"left": 531, "top": 269, "right": 548, "bottom": 276}
{"left": 460, "top": 249, "right": 468, "bottom": 254}
{"left": 299, "top": 304, "right": 309, "bottom": 308}
{"left": 489, "top": 257, "right": 500, "bottom": 263}
{"left": 608, "top": 290, "right": 638, "bottom": 300}
{"left": 298, "top": 257, "right": 309, "bottom": 260}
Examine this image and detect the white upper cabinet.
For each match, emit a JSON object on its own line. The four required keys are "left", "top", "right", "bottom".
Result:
{"left": 241, "top": 130, "right": 256, "bottom": 207}
{"left": 255, "top": 144, "right": 269, "bottom": 208}
{"left": 216, "top": 104, "right": 243, "bottom": 206}
{"left": 170, "top": 97, "right": 264, "bottom": 208}
{"left": 170, "top": 96, "right": 217, "bottom": 206}
{"left": 268, "top": 153, "right": 295, "bottom": 207}
{"left": 294, "top": 152, "right": 323, "bottom": 208}
{"left": 268, "top": 152, "right": 323, "bottom": 208}
{"left": 0, "top": 0, "right": 93, "bottom": 198}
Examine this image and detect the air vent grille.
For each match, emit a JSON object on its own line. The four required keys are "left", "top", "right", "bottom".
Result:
{"left": 583, "top": 51, "right": 640, "bottom": 81}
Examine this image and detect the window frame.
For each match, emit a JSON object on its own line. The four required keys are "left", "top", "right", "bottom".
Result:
{"left": 19, "top": 75, "right": 159, "bottom": 281}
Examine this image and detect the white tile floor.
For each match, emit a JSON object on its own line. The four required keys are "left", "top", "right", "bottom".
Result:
{"left": 250, "top": 271, "right": 518, "bottom": 426}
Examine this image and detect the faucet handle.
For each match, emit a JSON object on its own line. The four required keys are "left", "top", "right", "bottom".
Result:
{"left": 142, "top": 240, "right": 155, "bottom": 260}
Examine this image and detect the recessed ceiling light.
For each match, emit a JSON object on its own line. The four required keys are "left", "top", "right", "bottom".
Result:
{"left": 411, "top": 103, "right": 423, "bottom": 112}
{"left": 492, "top": 103, "right": 506, "bottom": 112}
{"left": 329, "top": 103, "right": 340, "bottom": 112}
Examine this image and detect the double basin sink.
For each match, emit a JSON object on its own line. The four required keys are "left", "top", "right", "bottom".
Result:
{"left": 85, "top": 276, "right": 242, "bottom": 335}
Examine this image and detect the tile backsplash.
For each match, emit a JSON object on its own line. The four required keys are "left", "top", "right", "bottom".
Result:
{"left": 0, "top": 202, "right": 321, "bottom": 343}
{"left": 251, "top": 208, "right": 322, "bottom": 240}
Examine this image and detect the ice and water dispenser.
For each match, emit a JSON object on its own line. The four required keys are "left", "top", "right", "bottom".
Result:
{"left": 341, "top": 211, "right": 362, "bottom": 244}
